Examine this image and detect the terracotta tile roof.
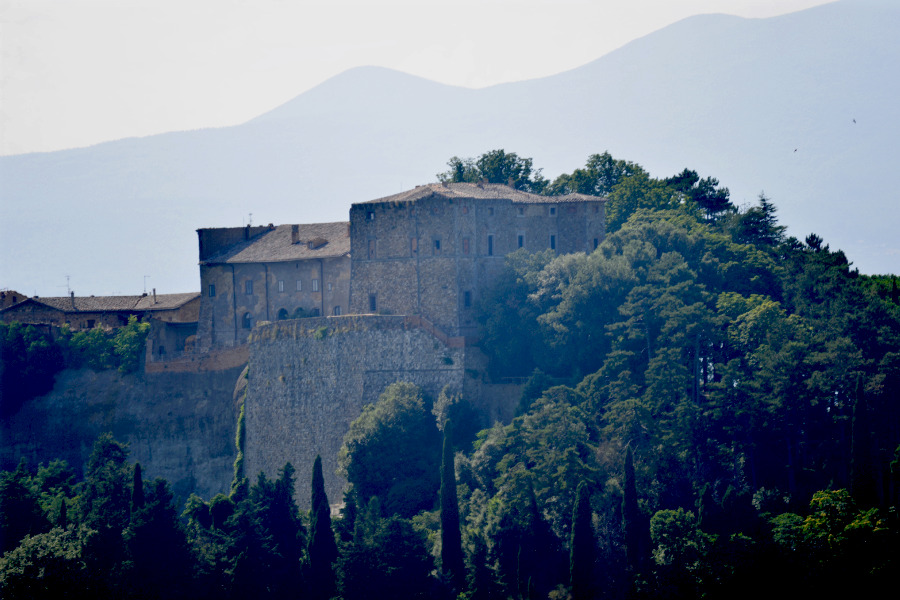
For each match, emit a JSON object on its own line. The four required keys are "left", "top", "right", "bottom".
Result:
{"left": 201, "top": 222, "right": 350, "bottom": 265}
{"left": 1, "top": 292, "right": 200, "bottom": 314}
{"left": 359, "top": 182, "right": 606, "bottom": 205}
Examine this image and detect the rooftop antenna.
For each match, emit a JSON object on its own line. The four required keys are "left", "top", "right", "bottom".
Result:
{"left": 248, "top": 212, "right": 253, "bottom": 227}
{"left": 56, "top": 275, "right": 71, "bottom": 296}
{"left": 144, "top": 275, "right": 150, "bottom": 294}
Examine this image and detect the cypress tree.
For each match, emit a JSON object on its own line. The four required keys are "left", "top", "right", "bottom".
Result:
{"left": 850, "top": 375, "right": 877, "bottom": 507}
{"left": 440, "top": 420, "right": 465, "bottom": 590}
{"left": 131, "top": 462, "right": 145, "bottom": 513}
{"left": 622, "top": 446, "right": 644, "bottom": 574}
{"left": 570, "top": 482, "right": 595, "bottom": 600}
{"left": 309, "top": 454, "right": 338, "bottom": 600}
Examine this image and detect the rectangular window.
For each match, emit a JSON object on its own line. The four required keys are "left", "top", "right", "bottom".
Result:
{"left": 517, "top": 234, "right": 525, "bottom": 249}
{"left": 487, "top": 234, "right": 494, "bottom": 256}
{"left": 433, "top": 239, "right": 441, "bottom": 255}
{"left": 245, "top": 280, "right": 253, "bottom": 295}
{"left": 462, "top": 238, "right": 470, "bottom": 254}
{"left": 333, "top": 305, "right": 342, "bottom": 316}
{"left": 327, "top": 282, "right": 333, "bottom": 291}
{"left": 550, "top": 206, "right": 557, "bottom": 215}
{"left": 208, "top": 284, "right": 216, "bottom": 297}
{"left": 87, "top": 319, "right": 96, "bottom": 329}
{"left": 369, "top": 294, "right": 377, "bottom": 313}
{"left": 296, "top": 279, "right": 302, "bottom": 291}
{"left": 488, "top": 207, "right": 495, "bottom": 216}
{"left": 550, "top": 235, "right": 557, "bottom": 250}
{"left": 366, "top": 210, "right": 375, "bottom": 220}
{"left": 463, "top": 290, "right": 472, "bottom": 308}
{"left": 312, "top": 279, "right": 319, "bottom": 292}
{"left": 517, "top": 207, "right": 525, "bottom": 216}
{"left": 593, "top": 238, "right": 600, "bottom": 250}
{"left": 278, "top": 280, "right": 285, "bottom": 292}
{"left": 410, "top": 237, "right": 418, "bottom": 254}
{"left": 368, "top": 239, "right": 376, "bottom": 259}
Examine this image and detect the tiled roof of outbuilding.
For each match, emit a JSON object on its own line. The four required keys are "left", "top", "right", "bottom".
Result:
{"left": 359, "top": 182, "right": 606, "bottom": 205}
{"left": 0, "top": 292, "right": 200, "bottom": 314}
{"left": 201, "top": 222, "right": 350, "bottom": 265}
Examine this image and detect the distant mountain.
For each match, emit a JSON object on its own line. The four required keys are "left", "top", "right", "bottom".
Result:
{"left": 2, "top": 0, "right": 896, "bottom": 296}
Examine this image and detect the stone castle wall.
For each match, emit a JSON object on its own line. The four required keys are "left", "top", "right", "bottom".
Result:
{"left": 244, "top": 315, "right": 468, "bottom": 508}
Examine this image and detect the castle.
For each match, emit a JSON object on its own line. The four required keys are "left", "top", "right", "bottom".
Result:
{"left": 194, "top": 182, "right": 605, "bottom": 349}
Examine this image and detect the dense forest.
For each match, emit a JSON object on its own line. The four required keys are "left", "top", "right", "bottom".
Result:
{"left": 2, "top": 150, "right": 899, "bottom": 599}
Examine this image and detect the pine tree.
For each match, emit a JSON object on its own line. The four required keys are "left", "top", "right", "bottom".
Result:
{"left": 570, "top": 482, "right": 595, "bottom": 600}
{"left": 309, "top": 454, "right": 338, "bottom": 600}
{"left": 850, "top": 375, "right": 877, "bottom": 507}
{"left": 440, "top": 420, "right": 465, "bottom": 590}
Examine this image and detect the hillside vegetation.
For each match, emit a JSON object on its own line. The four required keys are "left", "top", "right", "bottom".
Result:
{"left": 2, "top": 151, "right": 899, "bottom": 599}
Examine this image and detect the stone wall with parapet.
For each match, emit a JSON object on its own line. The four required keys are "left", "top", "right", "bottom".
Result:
{"left": 244, "top": 315, "right": 467, "bottom": 508}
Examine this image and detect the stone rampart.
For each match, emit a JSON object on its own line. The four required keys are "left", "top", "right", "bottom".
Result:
{"left": 244, "top": 315, "right": 466, "bottom": 508}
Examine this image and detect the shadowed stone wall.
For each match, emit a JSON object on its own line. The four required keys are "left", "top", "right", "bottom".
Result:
{"left": 244, "top": 315, "right": 467, "bottom": 508}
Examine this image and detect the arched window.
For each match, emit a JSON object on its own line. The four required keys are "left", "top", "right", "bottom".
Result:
{"left": 242, "top": 312, "right": 252, "bottom": 329}
{"left": 277, "top": 308, "right": 289, "bottom": 320}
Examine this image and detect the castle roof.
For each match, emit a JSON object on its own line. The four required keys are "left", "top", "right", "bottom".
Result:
{"left": 358, "top": 182, "right": 606, "bottom": 206}
{"left": 200, "top": 222, "right": 350, "bottom": 265}
{"left": 0, "top": 292, "right": 200, "bottom": 315}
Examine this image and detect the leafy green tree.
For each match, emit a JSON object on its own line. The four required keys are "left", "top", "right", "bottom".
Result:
{"left": 0, "top": 322, "right": 64, "bottom": 417}
{"left": 547, "top": 152, "right": 643, "bottom": 197}
{"left": 113, "top": 315, "right": 150, "bottom": 373}
{"left": 308, "top": 455, "right": 338, "bottom": 600}
{"left": 0, "top": 460, "right": 50, "bottom": 554}
{"left": 338, "top": 382, "right": 441, "bottom": 517}
{"left": 440, "top": 421, "right": 465, "bottom": 590}
{"left": 569, "top": 482, "right": 595, "bottom": 600}
{"left": 438, "top": 149, "right": 547, "bottom": 193}
{"left": 131, "top": 462, "right": 145, "bottom": 513}
{"left": 0, "top": 526, "right": 89, "bottom": 598}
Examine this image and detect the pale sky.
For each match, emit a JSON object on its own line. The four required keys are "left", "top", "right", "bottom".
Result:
{"left": 1, "top": 0, "right": 834, "bottom": 156}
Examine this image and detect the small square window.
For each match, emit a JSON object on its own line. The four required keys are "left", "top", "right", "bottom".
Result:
{"left": 327, "top": 282, "right": 333, "bottom": 291}
{"left": 488, "top": 207, "right": 495, "bottom": 216}
{"left": 208, "top": 284, "right": 216, "bottom": 298}
{"left": 550, "top": 206, "right": 557, "bottom": 215}
{"left": 333, "top": 305, "right": 342, "bottom": 316}
{"left": 367, "top": 211, "right": 375, "bottom": 220}
{"left": 433, "top": 239, "right": 441, "bottom": 255}
{"left": 518, "top": 207, "right": 525, "bottom": 216}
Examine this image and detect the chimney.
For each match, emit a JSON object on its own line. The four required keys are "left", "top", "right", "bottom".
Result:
{"left": 70, "top": 290, "right": 75, "bottom": 309}
{"left": 346, "top": 223, "right": 351, "bottom": 237}
{"left": 152, "top": 288, "right": 157, "bottom": 304}
{"left": 291, "top": 224, "right": 300, "bottom": 245}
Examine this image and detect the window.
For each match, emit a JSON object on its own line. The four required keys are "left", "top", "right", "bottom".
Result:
{"left": 550, "top": 234, "right": 556, "bottom": 250}
{"left": 242, "top": 312, "right": 252, "bottom": 329}
{"left": 366, "top": 210, "right": 375, "bottom": 220}
{"left": 463, "top": 291, "right": 472, "bottom": 308}
{"left": 550, "top": 206, "right": 557, "bottom": 215}
{"left": 333, "top": 305, "right": 342, "bottom": 316}
{"left": 369, "top": 294, "right": 377, "bottom": 312}
{"left": 278, "top": 280, "right": 285, "bottom": 292}
{"left": 87, "top": 319, "right": 96, "bottom": 329}
{"left": 487, "top": 235, "right": 494, "bottom": 256}
{"left": 593, "top": 238, "right": 600, "bottom": 250}
{"left": 462, "top": 238, "right": 470, "bottom": 254}
{"left": 312, "top": 279, "right": 319, "bottom": 292}
{"left": 208, "top": 284, "right": 216, "bottom": 297}
{"left": 411, "top": 237, "right": 418, "bottom": 254}
{"left": 594, "top": 205, "right": 600, "bottom": 213}
{"left": 433, "top": 238, "right": 441, "bottom": 255}
{"left": 296, "top": 279, "right": 302, "bottom": 291}
{"left": 327, "top": 282, "right": 333, "bottom": 291}
{"left": 245, "top": 280, "right": 253, "bottom": 295}
{"left": 488, "top": 207, "right": 495, "bottom": 216}
{"left": 368, "top": 239, "right": 377, "bottom": 259}
{"left": 517, "top": 234, "right": 525, "bottom": 249}
{"left": 517, "top": 207, "right": 525, "bottom": 216}
{"left": 277, "top": 308, "right": 289, "bottom": 320}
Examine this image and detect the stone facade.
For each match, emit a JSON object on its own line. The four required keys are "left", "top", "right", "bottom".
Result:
{"left": 349, "top": 182, "right": 606, "bottom": 336}
{"left": 196, "top": 223, "right": 351, "bottom": 351}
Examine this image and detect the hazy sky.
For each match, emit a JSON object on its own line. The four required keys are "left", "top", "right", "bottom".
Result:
{"left": 1, "top": 0, "right": 833, "bottom": 156}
